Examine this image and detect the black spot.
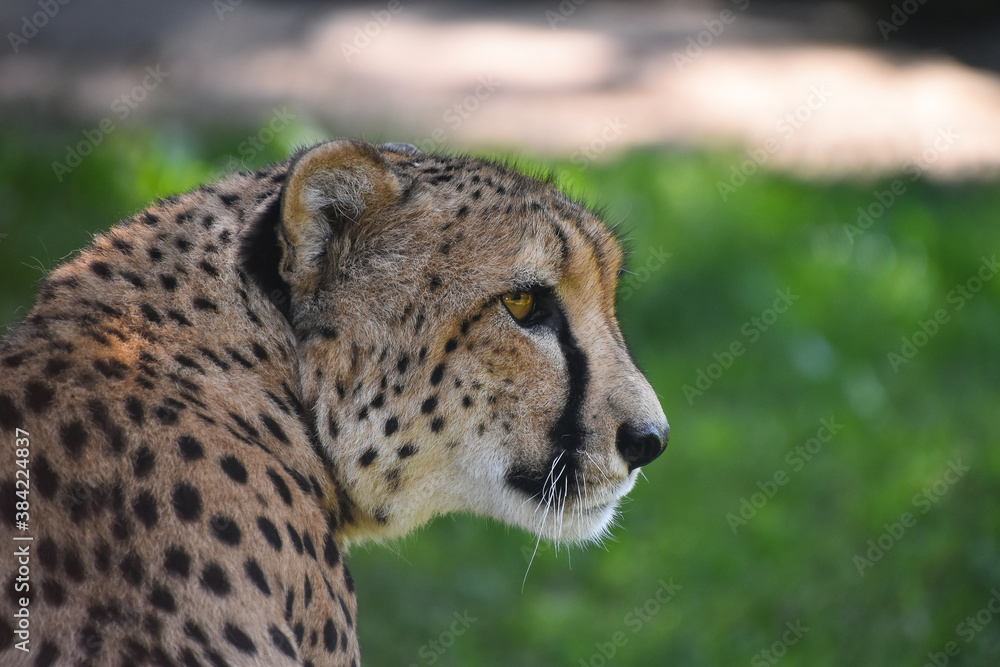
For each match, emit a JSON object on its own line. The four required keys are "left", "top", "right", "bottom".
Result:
{"left": 323, "top": 618, "right": 338, "bottom": 653}
{"left": 148, "top": 247, "right": 164, "bottom": 262}
{"left": 303, "top": 532, "right": 317, "bottom": 560}
{"left": 227, "top": 348, "right": 254, "bottom": 369}
{"left": 384, "top": 416, "right": 399, "bottom": 437}
{"left": 257, "top": 516, "right": 282, "bottom": 551}
{"left": 164, "top": 545, "right": 191, "bottom": 578}
{"left": 121, "top": 271, "right": 146, "bottom": 289}
{"left": 199, "top": 260, "right": 220, "bottom": 277}
{"left": 260, "top": 413, "right": 289, "bottom": 445}
{"left": 24, "top": 380, "right": 55, "bottom": 413}
{"left": 444, "top": 338, "right": 458, "bottom": 353}
{"left": 172, "top": 483, "right": 203, "bottom": 522}
{"left": 456, "top": 204, "right": 469, "bottom": 219}
{"left": 245, "top": 559, "right": 271, "bottom": 596}
{"left": 58, "top": 420, "right": 89, "bottom": 459}
{"left": 93, "top": 540, "right": 111, "bottom": 573}
{"left": 428, "top": 275, "right": 442, "bottom": 290}
{"left": 267, "top": 625, "right": 297, "bottom": 660}
{"left": 287, "top": 524, "right": 303, "bottom": 554}
{"left": 327, "top": 414, "right": 340, "bottom": 440}
{"left": 285, "top": 588, "right": 296, "bottom": 622}
{"left": 430, "top": 363, "right": 445, "bottom": 386}
{"left": 398, "top": 442, "right": 418, "bottom": 458}
{"left": 356, "top": 406, "right": 368, "bottom": 421}
{"left": 178, "top": 435, "right": 204, "bottom": 461}
{"left": 120, "top": 551, "right": 145, "bottom": 587}
{"left": 132, "top": 446, "right": 156, "bottom": 478}
{"left": 431, "top": 417, "right": 445, "bottom": 433}
{"left": 193, "top": 297, "right": 218, "bottom": 312}
{"left": 251, "top": 342, "right": 269, "bottom": 361}
{"left": 154, "top": 405, "right": 179, "bottom": 425}
{"left": 185, "top": 620, "right": 208, "bottom": 644}
{"left": 132, "top": 490, "right": 159, "bottom": 528}
{"left": 174, "top": 237, "right": 193, "bottom": 252}
{"left": 34, "top": 455, "right": 59, "bottom": 499}
{"left": 0, "top": 394, "right": 22, "bottom": 431}
{"left": 94, "top": 358, "right": 129, "bottom": 379}
{"left": 62, "top": 548, "right": 86, "bottom": 583}
{"left": 43, "top": 357, "right": 71, "bottom": 378}
{"left": 211, "top": 515, "right": 242, "bottom": 546}
{"left": 462, "top": 395, "right": 473, "bottom": 408}
{"left": 220, "top": 455, "right": 248, "bottom": 483}
{"left": 370, "top": 393, "right": 385, "bottom": 409}
{"left": 267, "top": 468, "right": 293, "bottom": 506}
{"left": 358, "top": 448, "right": 377, "bottom": 467}
{"left": 219, "top": 193, "right": 240, "bottom": 206}
{"left": 79, "top": 623, "right": 102, "bottom": 655}
{"left": 90, "top": 261, "right": 114, "bottom": 279}
{"left": 124, "top": 396, "right": 145, "bottom": 424}
{"left": 167, "top": 310, "right": 193, "bottom": 326}
{"left": 223, "top": 622, "right": 255, "bottom": 654}
{"left": 40, "top": 578, "right": 65, "bottom": 606}
{"left": 174, "top": 354, "right": 203, "bottom": 372}
{"left": 201, "top": 563, "right": 232, "bottom": 596}
{"left": 323, "top": 533, "right": 341, "bottom": 568}
{"left": 420, "top": 396, "right": 438, "bottom": 414}
{"left": 397, "top": 354, "right": 410, "bottom": 374}
{"left": 34, "top": 640, "right": 60, "bottom": 666}
{"left": 140, "top": 303, "right": 162, "bottom": 324}
{"left": 37, "top": 537, "right": 58, "bottom": 568}
{"left": 150, "top": 584, "right": 177, "bottom": 613}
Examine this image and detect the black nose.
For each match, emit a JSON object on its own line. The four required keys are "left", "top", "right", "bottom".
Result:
{"left": 616, "top": 421, "right": 669, "bottom": 471}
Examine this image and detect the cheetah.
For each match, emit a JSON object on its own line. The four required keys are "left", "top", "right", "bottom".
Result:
{"left": 0, "top": 138, "right": 668, "bottom": 666}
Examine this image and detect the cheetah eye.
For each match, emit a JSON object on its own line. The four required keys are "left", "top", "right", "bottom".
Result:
{"left": 501, "top": 291, "right": 535, "bottom": 322}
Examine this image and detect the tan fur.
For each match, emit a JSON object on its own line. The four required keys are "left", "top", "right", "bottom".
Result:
{"left": 0, "top": 139, "right": 667, "bottom": 665}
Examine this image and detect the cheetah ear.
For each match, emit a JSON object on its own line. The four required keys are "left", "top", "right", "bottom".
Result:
{"left": 279, "top": 139, "right": 403, "bottom": 287}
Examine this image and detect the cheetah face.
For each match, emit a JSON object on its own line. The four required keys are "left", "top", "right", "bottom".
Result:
{"left": 276, "top": 140, "right": 668, "bottom": 545}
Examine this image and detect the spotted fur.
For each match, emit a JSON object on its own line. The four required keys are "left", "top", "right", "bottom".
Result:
{"left": 0, "top": 139, "right": 668, "bottom": 665}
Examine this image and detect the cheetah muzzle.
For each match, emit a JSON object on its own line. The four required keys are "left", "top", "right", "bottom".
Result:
{"left": 0, "top": 138, "right": 668, "bottom": 666}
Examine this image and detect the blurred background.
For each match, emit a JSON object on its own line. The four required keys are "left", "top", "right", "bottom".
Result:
{"left": 2, "top": 1, "right": 999, "bottom": 665}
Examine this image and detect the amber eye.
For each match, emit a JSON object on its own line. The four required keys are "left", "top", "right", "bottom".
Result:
{"left": 501, "top": 291, "right": 535, "bottom": 322}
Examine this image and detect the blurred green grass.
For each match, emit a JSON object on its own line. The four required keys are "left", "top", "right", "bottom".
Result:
{"left": 1, "top": 119, "right": 998, "bottom": 666}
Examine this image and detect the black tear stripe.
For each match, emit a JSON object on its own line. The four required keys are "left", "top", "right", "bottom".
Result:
{"left": 505, "top": 296, "right": 590, "bottom": 503}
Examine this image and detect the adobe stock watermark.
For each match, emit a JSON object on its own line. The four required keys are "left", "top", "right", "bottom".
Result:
{"left": 751, "top": 620, "right": 809, "bottom": 667}
{"left": 204, "top": 106, "right": 299, "bottom": 184}
{"left": 570, "top": 117, "right": 628, "bottom": 169}
{"left": 716, "top": 85, "right": 834, "bottom": 201}
{"left": 726, "top": 416, "right": 842, "bottom": 534}
{"left": 877, "top": 0, "right": 931, "bottom": 41}
{"left": 672, "top": 0, "right": 751, "bottom": 71}
{"left": 682, "top": 288, "right": 798, "bottom": 405}
{"left": 407, "top": 610, "right": 477, "bottom": 666}
{"left": 546, "top": 0, "right": 587, "bottom": 28}
{"left": 618, "top": 246, "right": 671, "bottom": 302}
{"left": 416, "top": 76, "right": 502, "bottom": 154}
{"left": 340, "top": 0, "right": 415, "bottom": 62}
{"left": 853, "top": 457, "right": 969, "bottom": 576}
{"left": 578, "top": 578, "right": 681, "bottom": 667}
{"left": 51, "top": 65, "right": 169, "bottom": 182}
{"left": 922, "top": 589, "right": 1000, "bottom": 667}
{"left": 887, "top": 254, "right": 998, "bottom": 372}
{"left": 212, "top": 0, "right": 244, "bottom": 20}
{"left": 8, "top": 0, "right": 72, "bottom": 54}
{"left": 843, "top": 127, "right": 959, "bottom": 244}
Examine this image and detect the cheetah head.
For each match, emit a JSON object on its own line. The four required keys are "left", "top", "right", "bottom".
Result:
{"left": 273, "top": 139, "right": 668, "bottom": 545}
